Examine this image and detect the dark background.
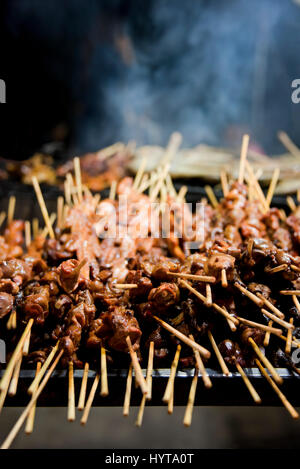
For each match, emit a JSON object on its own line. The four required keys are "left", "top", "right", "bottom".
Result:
{"left": 0, "top": 0, "right": 300, "bottom": 160}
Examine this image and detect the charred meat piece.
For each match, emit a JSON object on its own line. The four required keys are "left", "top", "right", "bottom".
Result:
{"left": 148, "top": 282, "right": 180, "bottom": 310}
{"left": 0, "top": 292, "right": 14, "bottom": 318}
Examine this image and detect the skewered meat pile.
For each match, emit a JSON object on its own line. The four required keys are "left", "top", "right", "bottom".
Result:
{"left": 0, "top": 171, "right": 300, "bottom": 376}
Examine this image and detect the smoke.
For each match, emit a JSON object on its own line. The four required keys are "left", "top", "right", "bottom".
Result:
{"left": 4, "top": 0, "right": 300, "bottom": 155}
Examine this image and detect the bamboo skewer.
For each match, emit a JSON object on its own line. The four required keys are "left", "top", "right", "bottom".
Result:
{"left": 32, "top": 177, "right": 55, "bottom": 239}
{"left": 236, "top": 316, "right": 282, "bottom": 336}
{"left": 1, "top": 349, "right": 63, "bottom": 450}
{"left": 41, "top": 212, "right": 56, "bottom": 238}
{"left": 32, "top": 218, "right": 39, "bottom": 238}
{"left": 135, "top": 341, "right": 154, "bottom": 427}
{"left": 261, "top": 308, "right": 294, "bottom": 331}
{"left": 0, "top": 319, "right": 34, "bottom": 393}
{"left": 28, "top": 341, "right": 60, "bottom": 395}
{"left": 183, "top": 368, "right": 198, "bottom": 427}
{"left": 256, "top": 293, "right": 284, "bottom": 319}
{"left": 167, "top": 272, "right": 216, "bottom": 283}
{"left": 123, "top": 364, "right": 133, "bottom": 417}
{"left": 78, "top": 362, "right": 89, "bottom": 411}
{"left": 190, "top": 334, "right": 212, "bottom": 389}
{"left": 206, "top": 284, "right": 212, "bottom": 307}
{"left": 0, "top": 360, "right": 16, "bottom": 414}
{"left": 57, "top": 196, "right": 64, "bottom": 230}
{"left": 109, "top": 180, "right": 117, "bottom": 201}
{"left": 280, "top": 290, "right": 300, "bottom": 296}
{"left": 221, "top": 268, "right": 228, "bottom": 288}
{"left": 8, "top": 353, "right": 23, "bottom": 397}
{"left": 80, "top": 374, "right": 100, "bottom": 426}
{"left": 25, "top": 221, "right": 31, "bottom": 248}
{"left": 0, "top": 211, "right": 6, "bottom": 228}
{"left": 25, "top": 362, "right": 41, "bottom": 435}
{"left": 133, "top": 156, "right": 147, "bottom": 190}
{"left": 278, "top": 130, "right": 300, "bottom": 158}
{"left": 68, "top": 361, "right": 75, "bottom": 422}
{"left": 204, "top": 185, "right": 218, "bottom": 208}
{"left": 234, "top": 282, "right": 264, "bottom": 307}
{"left": 126, "top": 336, "right": 148, "bottom": 395}
{"left": 100, "top": 346, "right": 109, "bottom": 397}
{"left": 211, "top": 303, "right": 239, "bottom": 326}
{"left": 248, "top": 337, "right": 283, "bottom": 385}
{"left": 285, "top": 318, "right": 294, "bottom": 354}
{"left": 220, "top": 170, "right": 229, "bottom": 196}
{"left": 153, "top": 315, "right": 210, "bottom": 359}
{"left": 266, "top": 264, "right": 288, "bottom": 274}
{"left": 255, "top": 359, "right": 299, "bottom": 419}
{"left": 287, "top": 196, "right": 297, "bottom": 213}
{"left": 162, "top": 345, "right": 181, "bottom": 405}
{"left": 235, "top": 362, "right": 261, "bottom": 404}
{"left": 263, "top": 321, "right": 273, "bottom": 347}
{"left": 74, "top": 157, "right": 83, "bottom": 203}
{"left": 293, "top": 295, "right": 300, "bottom": 313}
{"left": 238, "top": 134, "right": 250, "bottom": 184}
{"left": 266, "top": 168, "right": 280, "bottom": 207}
{"left": 207, "top": 330, "right": 230, "bottom": 376}
{"left": 7, "top": 196, "right": 16, "bottom": 225}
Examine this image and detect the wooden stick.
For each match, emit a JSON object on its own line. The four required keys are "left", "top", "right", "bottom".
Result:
{"left": 256, "top": 293, "right": 284, "bottom": 319}
{"left": 57, "top": 196, "right": 64, "bottom": 230}
{"left": 113, "top": 284, "right": 138, "bottom": 289}
{"left": 0, "top": 211, "right": 6, "bottom": 229}
{"left": 32, "top": 176, "right": 55, "bottom": 239}
{"left": 0, "top": 319, "right": 34, "bottom": 392}
{"left": 255, "top": 359, "right": 298, "bottom": 419}
{"left": 8, "top": 352, "right": 23, "bottom": 397}
{"left": 221, "top": 268, "right": 228, "bottom": 288}
{"left": 220, "top": 170, "right": 229, "bottom": 196}
{"left": 1, "top": 349, "right": 63, "bottom": 450}
{"left": 226, "top": 316, "right": 237, "bottom": 332}
{"left": 167, "top": 271, "right": 216, "bottom": 283}
{"left": 162, "top": 345, "right": 181, "bottom": 404}
{"left": 78, "top": 362, "right": 89, "bottom": 411}
{"left": 25, "top": 221, "right": 31, "bottom": 248}
{"left": 135, "top": 342, "right": 154, "bottom": 427}
{"left": 234, "top": 282, "right": 264, "bottom": 307}
{"left": 183, "top": 368, "right": 198, "bottom": 427}
{"left": 25, "top": 362, "right": 41, "bottom": 434}
{"left": 279, "top": 334, "right": 300, "bottom": 349}
{"left": 238, "top": 134, "right": 250, "bottom": 184}
{"left": 287, "top": 196, "right": 297, "bottom": 213}
{"left": 123, "top": 364, "right": 133, "bottom": 417}
{"left": 248, "top": 337, "right": 283, "bottom": 385}
{"left": 153, "top": 315, "right": 210, "bottom": 359}
{"left": 263, "top": 321, "right": 273, "bottom": 347}
{"left": 206, "top": 284, "right": 212, "bottom": 307}
{"left": 245, "top": 160, "right": 268, "bottom": 213}
{"left": 236, "top": 316, "right": 282, "bottom": 336}
{"left": 7, "top": 196, "right": 16, "bottom": 225}
{"left": 235, "top": 362, "right": 261, "bottom": 404}
{"left": 190, "top": 335, "right": 212, "bottom": 389}
{"left": 280, "top": 290, "right": 300, "bottom": 296}
{"left": 167, "top": 393, "right": 174, "bottom": 415}
{"left": 109, "top": 180, "right": 117, "bottom": 201}
{"left": 126, "top": 336, "right": 148, "bottom": 395}
{"left": 100, "top": 346, "right": 109, "bottom": 397}
{"left": 32, "top": 218, "right": 39, "bottom": 238}
{"left": 207, "top": 330, "right": 230, "bottom": 376}
{"left": 293, "top": 295, "right": 300, "bottom": 313}
{"left": 150, "top": 163, "right": 170, "bottom": 202}
{"left": 80, "top": 374, "right": 100, "bottom": 426}
{"left": 266, "top": 264, "right": 288, "bottom": 274}
{"left": 41, "top": 212, "right": 56, "bottom": 238}
{"left": 204, "top": 185, "right": 219, "bottom": 208}
{"left": 176, "top": 185, "right": 188, "bottom": 203}
{"left": 133, "top": 156, "right": 147, "bottom": 190}
{"left": 278, "top": 130, "right": 300, "bottom": 158}
{"left": 28, "top": 341, "right": 60, "bottom": 395}
{"left": 211, "top": 303, "right": 239, "bottom": 326}
{"left": 180, "top": 278, "right": 208, "bottom": 303}
{"left": 261, "top": 308, "right": 294, "bottom": 331}
{"left": 266, "top": 168, "right": 280, "bottom": 207}
{"left": 68, "top": 361, "right": 75, "bottom": 422}
{"left": 74, "top": 157, "right": 83, "bottom": 203}
{"left": 0, "top": 359, "right": 16, "bottom": 414}
{"left": 160, "top": 131, "right": 182, "bottom": 167}
{"left": 285, "top": 318, "right": 294, "bottom": 354}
